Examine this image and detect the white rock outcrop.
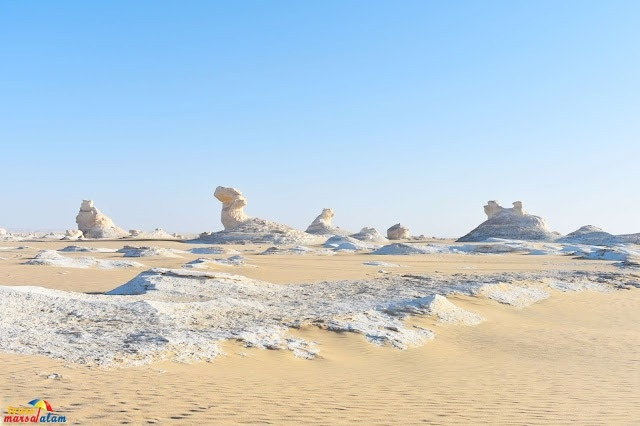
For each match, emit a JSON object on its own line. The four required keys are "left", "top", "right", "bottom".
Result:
{"left": 457, "top": 201, "right": 558, "bottom": 242}
{"left": 350, "top": 227, "right": 388, "bottom": 243}
{"left": 25, "top": 250, "right": 143, "bottom": 269}
{"left": 387, "top": 223, "right": 410, "bottom": 240}
{"left": 0, "top": 267, "right": 629, "bottom": 365}
{"left": 305, "top": 208, "right": 351, "bottom": 236}
{"left": 63, "top": 229, "right": 84, "bottom": 240}
{"left": 214, "top": 186, "right": 249, "bottom": 230}
{"left": 195, "top": 186, "right": 322, "bottom": 245}
{"left": 75, "top": 200, "right": 128, "bottom": 239}
{"left": 323, "top": 235, "right": 377, "bottom": 251}
{"left": 557, "top": 225, "right": 621, "bottom": 245}
{"left": 555, "top": 225, "right": 640, "bottom": 246}
{"left": 127, "top": 228, "right": 177, "bottom": 240}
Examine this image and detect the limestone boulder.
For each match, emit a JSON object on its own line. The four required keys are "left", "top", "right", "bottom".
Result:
{"left": 305, "top": 208, "right": 351, "bottom": 236}
{"left": 387, "top": 223, "right": 410, "bottom": 240}
{"left": 63, "top": 229, "right": 84, "bottom": 240}
{"left": 214, "top": 186, "right": 249, "bottom": 230}
{"left": 75, "top": 200, "right": 128, "bottom": 239}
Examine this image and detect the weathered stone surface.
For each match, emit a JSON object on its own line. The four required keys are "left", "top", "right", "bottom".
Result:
{"left": 214, "top": 187, "right": 249, "bottom": 230}
{"left": 305, "top": 208, "right": 351, "bottom": 236}
{"left": 457, "top": 201, "right": 559, "bottom": 242}
{"left": 557, "top": 225, "right": 621, "bottom": 245}
{"left": 350, "top": 227, "right": 388, "bottom": 243}
{"left": 63, "top": 229, "right": 84, "bottom": 240}
{"left": 127, "top": 228, "right": 177, "bottom": 240}
{"left": 75, "top": 200, "right": 127, "bottom": 239}
{"left": 195, "top": 186, "right": 322, "bottom": 245}
{"left": 387, "top": 223, "right": 410, "bottom": 240}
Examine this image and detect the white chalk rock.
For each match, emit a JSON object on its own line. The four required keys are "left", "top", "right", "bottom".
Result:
{"left": 75, "top": 200, "right": 128, "bottom": 239}
{"left": 305, "top": 208, "right": 351, "bottom": 236}
{"left": 214, "top": 186, "right": 249, "bottom": 230}
{"left": 457, "top": 201, "right": 558, "bottom": 242}
{"left": 323, "top": 235, "right": 377, "bottom": 251}
{"left": 557, "top": 225, "right": 621, "bottom": 246}
{"left": 63, "top": 229, "right": 84, "bottom": 240}
{"left": 0, "top": 228, "right": 7, "bottom": 236}
{"left": 387, "top": 223, "right": 410, "bottom": 240}
{"left": 350, "top": 227, "right": 388, "bottom": 243}
{"left": 198, "top": 186, "right": 322, "bottom": 245}
{"left": 126, "top": 228, "right": 177, "bottom": 240}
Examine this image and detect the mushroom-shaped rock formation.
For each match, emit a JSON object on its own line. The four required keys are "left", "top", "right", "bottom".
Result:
{"left": 75, "top": 200, "right": 128, "bottom": 239}
{"left": 214, "top": 186, "right": 249, "bottom": 230}
{"left": 350, "top": 227, "right": 388, "bottom": 243}
{"left": 457, "top": 201, "right": 558, "bottom": 242}
{"left": 194, "top": 186, "right": 322, "bottom": 245}
{"left": 305, "top": 208, "right": 351, "bottom": 236}
{"left": 387, "top": 223, "right": 410, "bottom": 240}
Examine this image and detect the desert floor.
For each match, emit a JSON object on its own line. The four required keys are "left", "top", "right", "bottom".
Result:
{"left": 1, "top": 240, "right": 638, "bottom": 424}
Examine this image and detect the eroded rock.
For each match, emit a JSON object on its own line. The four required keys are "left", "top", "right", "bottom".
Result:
{"left": 75, "top": 200, "right": 127, "bottom": 239}
{"left": 387, "top": 223, "right": 410, "bottom": 240}
{"left": 214, "top": 186, "right": 249, "bottom": 230}
{"left": 457, "top": 201, "right": 558, "bottom": 242}
{"left": 305, "top": 208, "right": 351, "bottom": 236}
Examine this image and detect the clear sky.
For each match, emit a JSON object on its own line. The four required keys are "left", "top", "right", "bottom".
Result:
{"left": 1, "top": 1, "right": 639, "bottom": 237}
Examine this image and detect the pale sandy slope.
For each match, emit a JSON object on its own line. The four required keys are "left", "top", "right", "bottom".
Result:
{"left": 0, "top": 240, "right": 638, "bottom": 424}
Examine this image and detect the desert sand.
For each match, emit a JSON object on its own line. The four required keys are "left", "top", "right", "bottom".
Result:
{"left": 1, "top": 238, "right": 638, "bottom": 424}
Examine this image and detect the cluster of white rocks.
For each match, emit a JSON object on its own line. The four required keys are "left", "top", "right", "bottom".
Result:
{"left": 5, "top": 189, "right": 640, "bottom": 245}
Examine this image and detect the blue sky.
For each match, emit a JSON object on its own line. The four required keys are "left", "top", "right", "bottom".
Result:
{"left": 1, "top": 1, "right": 638, "bottom": 236}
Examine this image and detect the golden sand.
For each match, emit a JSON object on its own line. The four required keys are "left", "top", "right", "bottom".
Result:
{"left": 0, "top": 241, "right": 638, "bottom": 424}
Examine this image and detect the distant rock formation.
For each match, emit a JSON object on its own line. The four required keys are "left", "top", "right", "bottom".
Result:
{"left": 350, "top": 227, "right": 388, "bottom": 243}
{"left": 75, "top": 200, "right": 127, "bottom": 239}
{"left": 306, "top": 208, "right": 333, "bottom": 233}
{"left": 618, "top": 233, "right": 640, "bottom": 244}
{"left": 323, "top": 235, "right": 377, "bottom": 251}
{"left": 557, "top": 225, "right": 621, "bottom": 245}
{"left": 457, "top": 201, "right": 558, "bottom": 242}
{"left": 0, "top": 228, "right": 7, "bottom": 236}
{"left": 387, "top": 223, "right": 410, "bottom": 240}
{"left": 214, "top": 186, "right": 249, "bottom": 230}
{"left": 63, "top": 229, "right": 84, "bottom": 240}
{"left": 194, "top": 186, "right": 322, "bottom": 245}
{"left": 127, "top": 228, "right": 178, "bottom": 240}
{"left": 305, "top": 208, "right": 351, "bottom": 236}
